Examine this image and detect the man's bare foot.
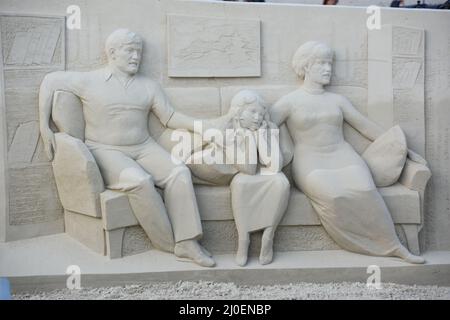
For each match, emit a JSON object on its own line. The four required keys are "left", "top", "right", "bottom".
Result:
{"left": 174, "top": 240, "right": 215, "bottom": 267}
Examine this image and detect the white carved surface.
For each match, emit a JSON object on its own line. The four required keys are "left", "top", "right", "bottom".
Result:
{"left": 8, "top": 165, "right": 61, "bottom": 225}
{"left": 0, "top": 0, "right": 447, "bottom": 252}
{"left": 392, "top": 26, "right": 423, "bottom": 57}
{"left": 368, "top": 25, "right": 425, "bottom": 155}
{"left": 0, "top": 15, "right": 65, "bottom": 69}
{"left": 167, "top": 15, "right": 260, "bottom": 77}
{"left": 0, "top": 14, "right": 65, "bottom": 231}
{"left": 391, "top": 27, "right": 425, "bottom": 156}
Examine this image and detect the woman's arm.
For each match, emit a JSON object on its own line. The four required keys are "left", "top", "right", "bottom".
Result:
{"left": 338, "top": 95, "right": 384, "bottom": 142}
{"left": 270, "top": 97, "right": 294, "bottom": 166}
{"left": 339, "top": 95, "right": 428, "bottom": 165}
{"left": 269, "top": 97, "right": 291, "bottom": 126}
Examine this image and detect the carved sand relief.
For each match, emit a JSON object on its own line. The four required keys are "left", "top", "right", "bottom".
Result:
{"left": 167, "top": 15, "right": 260, "bottom": 77}
{"left": 1, "top": 15, "right": 64, "bottom": 69}
{"left": 0, "top": 14, "right": 65, "bottom": 231}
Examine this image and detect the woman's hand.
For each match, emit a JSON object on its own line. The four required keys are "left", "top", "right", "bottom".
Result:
{"left": 407, "top": 149, "right": 428, "bottom": 166}
{"left": 41, "top": 127, "right": 56, "bottom": 161}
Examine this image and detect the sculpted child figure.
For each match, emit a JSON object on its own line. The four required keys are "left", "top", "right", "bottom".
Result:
{"left": 39, "top": 29, "right": 215, "bottom": 267}
{"left": 270, "top": 41, "right": 426, "bottom": 264}
{"left": 187, "top": 90, "right": 290, "bottom": 266}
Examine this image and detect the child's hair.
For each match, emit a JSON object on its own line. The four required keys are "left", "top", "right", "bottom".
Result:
{"left": 228, "top": 90, "right": 267, "bottom": 128}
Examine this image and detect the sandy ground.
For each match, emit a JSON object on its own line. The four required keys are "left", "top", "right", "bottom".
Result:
{"left": 13, "top": 281, "right": 450, "bottom": 300}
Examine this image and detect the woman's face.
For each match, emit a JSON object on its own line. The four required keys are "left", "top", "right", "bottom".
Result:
{"left": 239, "top": 103, "right": 265, "bottom": 131}
{"left": 306, "top": 54, "right": 332, "bottom": 85}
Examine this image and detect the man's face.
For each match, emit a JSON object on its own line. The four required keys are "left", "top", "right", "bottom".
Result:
{"left": 111, "top": 42, "right": 142, "bottom": 75}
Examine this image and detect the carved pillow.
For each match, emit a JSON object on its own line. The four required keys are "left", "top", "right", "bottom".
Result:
{"left": 52, "top": 90, "right": 85, "bottom": 141}
{"left": 362, "top": 125, "right": 407, "bottom": 187}
{"left": 157, "top": 128, "right": 206, "bottom": 162}
{"left": 186, "top": 146, "right": 239, "bottom": 185}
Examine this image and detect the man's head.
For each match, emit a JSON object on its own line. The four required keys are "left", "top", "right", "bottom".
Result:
{"left": 105, "top": 29, "right": 143, "bottom": 75}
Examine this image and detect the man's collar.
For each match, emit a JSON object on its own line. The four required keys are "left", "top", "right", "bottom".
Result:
{"left": 103, "top": 66, "right": 136, "bottom": 88}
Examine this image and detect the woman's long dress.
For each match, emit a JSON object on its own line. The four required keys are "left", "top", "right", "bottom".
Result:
{"left": 289, "top": 94, "right": 405, "bottom": 256}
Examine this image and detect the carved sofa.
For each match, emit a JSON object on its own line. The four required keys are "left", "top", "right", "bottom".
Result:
{"left": 50, "top": 86, "right": 431, "bottom": 259}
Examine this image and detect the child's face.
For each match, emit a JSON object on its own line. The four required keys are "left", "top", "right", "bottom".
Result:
{"left": 239, "top": 103, "right": 265, "bottom": 131}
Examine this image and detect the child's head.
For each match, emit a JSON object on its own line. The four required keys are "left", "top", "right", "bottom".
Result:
{"left": 229, "top": 90, "right": 267, "bottom": 131}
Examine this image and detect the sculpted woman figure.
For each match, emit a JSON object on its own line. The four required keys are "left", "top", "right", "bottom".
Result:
{"left": 270, "top": 41, "right": 425, "bottom": 264}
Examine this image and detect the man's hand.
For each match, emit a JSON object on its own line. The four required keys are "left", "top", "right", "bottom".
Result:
{"left": 41, "top": 127, "right": 56, "bottom": 161}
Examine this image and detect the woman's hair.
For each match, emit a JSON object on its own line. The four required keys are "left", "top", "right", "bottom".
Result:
{"left": 291, "top": 41, "right": 334, "bottom": 79}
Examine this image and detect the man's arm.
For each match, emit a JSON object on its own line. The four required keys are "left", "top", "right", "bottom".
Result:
{"left": 150, "top": 82, "right": 195, "bottom": 131}
{"left": 39, "top": 71, "right": 83, "bottom": 160}
{"left": 167, "top": 112, "right": 197, "bottom": 132}
{"left": 151, "top": 82, "right": 231, "bottom": 136}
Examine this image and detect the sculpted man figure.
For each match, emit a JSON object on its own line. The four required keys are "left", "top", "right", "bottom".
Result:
{"left": 39, "top": 29, "right": 215, "bottom": 267}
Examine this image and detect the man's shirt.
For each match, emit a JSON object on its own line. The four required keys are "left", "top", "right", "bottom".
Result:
{"left": 52, "top": 67, "right": 174, "bottom": 146}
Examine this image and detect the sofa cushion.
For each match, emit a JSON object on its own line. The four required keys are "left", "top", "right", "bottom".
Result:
{"left": 101, "top": 183, "right": 421, "bottom": 230}
{"left": 52, "top": 91, "right": 85, "bottom": 141}
{"left": 195, "top": 183, "right": 421, "bottom": 225}
{"left": 362, "top": 125, "right": 408, "bottom": 187}
{"left": 53, "top": 133, "right": 104, "bottom": 218}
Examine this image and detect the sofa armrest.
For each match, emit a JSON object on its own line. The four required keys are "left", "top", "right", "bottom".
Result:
{"left": 52, "top": 132, "right": 105, "bottom": 217}
{"left": 398, "top": 159, "right": 431, "bottom": 232}
{"left": 398, "top": 159, "right": 432, "bottom": 192}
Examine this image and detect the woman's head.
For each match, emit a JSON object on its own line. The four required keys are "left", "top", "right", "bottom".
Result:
{"left": 292, "top": 41, "right": 334, "bottom": 85}
{"left": 230, "top": 90, "right": 267, "bottom": 131}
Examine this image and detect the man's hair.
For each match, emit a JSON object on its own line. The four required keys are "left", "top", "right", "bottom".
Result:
{"left": 292, "top": 41, "right": 333, "bottom": 80}
{"left": 105, "top": 29, "right": 142, "bottom": 59}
